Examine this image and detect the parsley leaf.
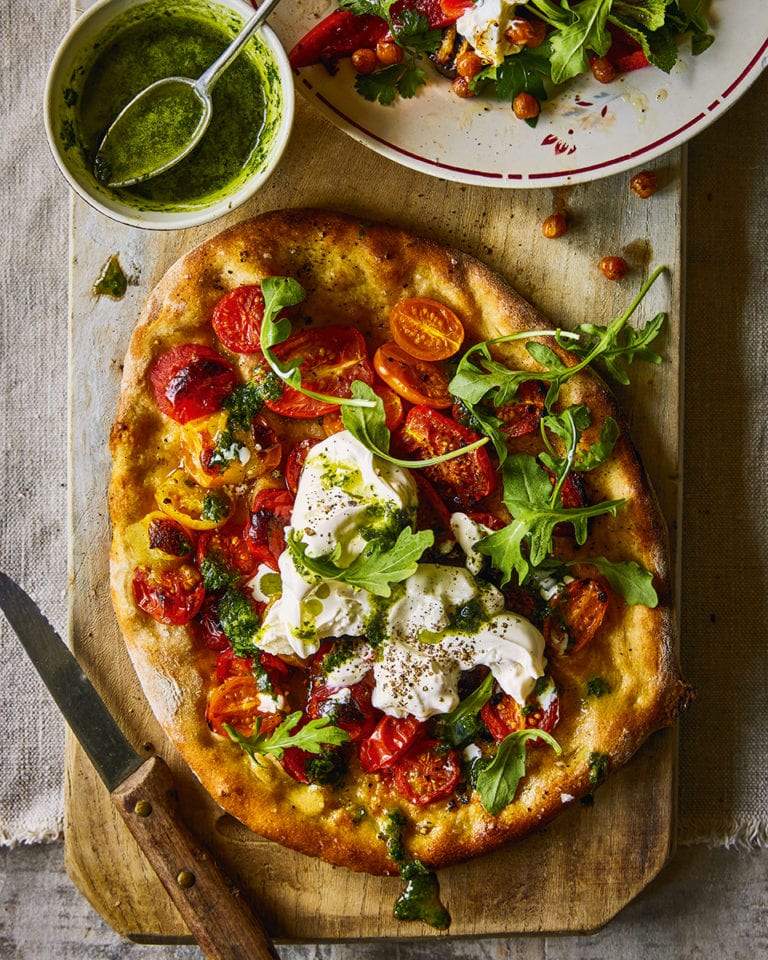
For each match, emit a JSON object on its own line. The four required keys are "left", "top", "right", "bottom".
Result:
{"left": 476, "top": 728, "right": 561, "bottom": 815}
{"left": 288, "top": 526, "right": 434, "bottom": 598}
{"left": 225, "top": 711, "right": 349, "bottom": 761}
{"left": 355, "top": 62, "right": 427, "bottom": 105}
{"left": 434, "top": 674, "right": 494, "bottom": 748}
{"left": 342, "top": 380, "right": 490, "bottom": 468}
{"left": 259, "top": 277, "right": 376, "bottom": 410}
{"left": 472, "top": 46, "right": 552, "bottom": 127}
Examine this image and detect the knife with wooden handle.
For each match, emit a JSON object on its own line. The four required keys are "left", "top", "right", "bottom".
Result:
{"left": 0, "top": 572, "right": 278, "bottom": 960}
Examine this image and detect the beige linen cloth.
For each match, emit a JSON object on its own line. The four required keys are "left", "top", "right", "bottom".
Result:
{"left": 0, "top": 0, "right": 766, "bottom": 847}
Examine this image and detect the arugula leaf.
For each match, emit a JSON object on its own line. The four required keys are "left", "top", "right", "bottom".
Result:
{"left": 434, "top": 674, "right": 494, "bottom": 748}
{"left": 355, "top": 62, "right": 427, "bottom": 104}
{"left": 342, "top": 380, "right": 489, "bottom": 468}
{"left": 589, "top": 556, "right": 659, "bottom": 606}
{"left": 472, "top": 47, "right": 552, "bottom": 127}
{"left": 225, "top": 711, "right": 349, "bottom": 761}
{"left": 529, "top": 0, "right": 572, "bottom": 26}
{"left": 476, "top": 728, "right": 561, "bottom": 815}
{"left": 559, "top": 310, "right": 665, "bottom": 385}
{"left": 548, "top": 0, "right": 614, "bottom": 84}
{"left": 288, "top": 526, "right": 434, "bottom": 597}
{"left": 539, "top": 405, "right": 619, "bottom": 478}
{"left": 477, "top": 454, "right": 624, "bottom": 584}
{"left": 612, "top": 0, "right": 672, "bottom": 31}
{"left": 259, "top": 277, "right": 375, "bottom": 410}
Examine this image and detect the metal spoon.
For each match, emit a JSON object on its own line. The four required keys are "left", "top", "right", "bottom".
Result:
{"left": 95, "top": 0, "right": 283, "bottom": 188}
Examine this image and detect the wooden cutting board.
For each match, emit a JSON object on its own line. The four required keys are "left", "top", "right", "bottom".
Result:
{"left": 65, "top": 83, "right": 684, "bottom": 940}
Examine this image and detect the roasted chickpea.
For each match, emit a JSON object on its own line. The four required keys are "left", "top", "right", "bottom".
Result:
{"left": 599, "top": 256, "right": 629, "bottom": 281}
{"left": 376, "top": 41, "right": 404, "bottom": 66}
{"left": 452, "top": 76, "right": 477, "bottom": 98}
{"left": 512, "top": 92, "right": 540, "bottom": 120}
{"left": 630, "top": 170, "right": 658, "bottom": 199}
{"left": 505, "top": 17, "right": 547, "bottom": 48}
{"left": 456, "top": 50, "right": 485, "bottom": 79}
{"left": 351, "top": 48, "right": 378, "bottom": 74}
{"left": 542, "top": 213, "right": 568, "bottom": 239}
{"left": 590, "top": 56, "right": 617, "bottom": 84}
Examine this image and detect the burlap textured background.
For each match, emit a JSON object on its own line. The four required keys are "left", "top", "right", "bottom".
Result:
{"left": 0, "top": 0, "right": 765, "bottom": 846}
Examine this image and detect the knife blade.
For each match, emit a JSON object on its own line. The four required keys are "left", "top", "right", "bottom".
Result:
{"left": 0, "top": 572, "right": 278, "bottom": 960}
{"left": 0, "top": 572, "right": 143, "bottom": 791}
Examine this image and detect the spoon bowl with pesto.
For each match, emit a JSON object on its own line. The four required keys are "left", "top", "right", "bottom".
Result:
{"left": 94, "top": 0, "right": 283, "bottom": 189}
{"left": 45, "top": 0, "right": 294, "bottom": 229}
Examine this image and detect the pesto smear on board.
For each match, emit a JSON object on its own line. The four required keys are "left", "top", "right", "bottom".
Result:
{"left": 76, "top": 8, "right": 268, "bottom": 207}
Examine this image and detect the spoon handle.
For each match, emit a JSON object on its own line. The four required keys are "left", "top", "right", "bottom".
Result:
{"left": 197, "top": 0, "right": 284, "bottom": 92}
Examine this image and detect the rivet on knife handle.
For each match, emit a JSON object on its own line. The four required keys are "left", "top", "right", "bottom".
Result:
{"left": 113, "top": 755, "right": 279, "bottom": 960}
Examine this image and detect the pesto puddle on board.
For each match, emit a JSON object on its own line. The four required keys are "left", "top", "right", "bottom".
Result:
{"left": 57, "top": 0, "right": 284, "bottom": 212}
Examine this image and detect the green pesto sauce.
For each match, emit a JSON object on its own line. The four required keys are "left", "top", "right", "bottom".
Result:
{"left": 95, "top": 79, "right": 206, "bottom": 186}
{"left": 92, "top": 254, "right": 128, "bottom": 298}
{"left": 380, "top": 811, "right": 451, "bottom": 930}
{"left": 77, "top": 10, "right": 266, "bottom": 206}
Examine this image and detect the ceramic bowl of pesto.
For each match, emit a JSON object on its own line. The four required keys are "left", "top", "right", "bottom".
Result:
{"left": 45, "top": 0, "right": 294, "bottom": 230}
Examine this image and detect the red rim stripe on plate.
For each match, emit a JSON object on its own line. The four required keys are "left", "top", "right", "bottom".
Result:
{"left": 721, "top": 35, "right": 768, "bottom": 99}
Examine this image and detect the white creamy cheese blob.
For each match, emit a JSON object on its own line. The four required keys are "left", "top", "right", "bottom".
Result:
{"left": 450, "top": 512, "right": 493, "bottom": 575}
{"left": 290, "top": 431, "right": 417, "bottom": 564}
{"left": 456, "top": 0, "right": 522, "bottom": 66}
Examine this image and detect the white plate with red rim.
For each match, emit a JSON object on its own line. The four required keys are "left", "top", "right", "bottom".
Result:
{"left": 270, "top": 1, "right": 768, "bottom": 188}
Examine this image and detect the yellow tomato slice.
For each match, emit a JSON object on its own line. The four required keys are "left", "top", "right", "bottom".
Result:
{"left": 156, "top": 469, "right": 233, "bottom": 530}
{"left": 180, "top": 411, "right": 282, "bottom": 489}
{"left": 389, "top": 297, "right": 465, "bottom": 361}
{"left": 124, "top": 510, "right": 194, "bottom": 568}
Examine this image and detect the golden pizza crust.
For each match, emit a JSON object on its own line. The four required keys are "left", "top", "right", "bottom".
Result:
{"left": 109, "top": 209, "right": 689, "bottom": 875}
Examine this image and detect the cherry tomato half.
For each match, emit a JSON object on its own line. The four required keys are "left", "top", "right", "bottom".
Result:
{"left": 438, "top": 0, "right": 474, "bottom": 21}
{"left": 197, "top": 521, "right": 261, "bottom": 581}
{"left": 149, "top": 344, "right": 236, "bottom": 424}
{"left": 265, "top": 325, "right": 374, "bottom": 419}
{"left": 413, "top": 474, "right": 453, "bottom": 547}
{"left": 389, "top": 297, "right": 465, "bottom": 361}
{"left": 308, "top": 674, "right": 379, "bottom": 742}
{"left": 393, "top": 0, "right": 457, "bottom": 28}
{"left": 358, "top": 715, "right": 424, "bottom": 772}
{"left": 211, "top": 285, "right": 265, "bottom": 354}
{"left": 481, "top": 681, "right": 561, "bottom": 742}
{"left": 285, "top": 438, "right": 321, "bottom": 495}
{"left": 394, "top": 740, "right": 461, "bottom": 805}
{"left": 215, "top": 647, "right": 254, "bottom": 683}
{"left": 496, "top": 381, "right": 547, "bottom": 440}
{"left": 323, "top": 380, "right": 405, "bottom": 436}
{"left": 182, "top": 411, "right": 282, "bottom": 489}
{"left": 132, "top": 564, "right": 205, "bottom": 625}
{"left": 206, "top": 675, "right": 283, "bottom": 737}
{"left": 374, "top": 341, "right": 452, "bottom": 408}
{"left": 544, "top": 578, "right": 610, "bottom": 655}
{"left": 245, "top": 488, "right": 295, "bottom": 570}
{"left": 399, "top": 406, "right": 496, "bottom": 508}
{"left": 550, "top": 470, "right": 587, "bottom": 538}
{"left": 197, "top": 595, "right": 229, "bottom": 652}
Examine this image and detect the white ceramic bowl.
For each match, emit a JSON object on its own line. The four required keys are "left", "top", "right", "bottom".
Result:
{"left": 45, "top": 0, "right": 294, "bottom": 229}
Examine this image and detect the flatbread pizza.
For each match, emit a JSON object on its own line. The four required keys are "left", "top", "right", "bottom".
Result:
{"left": 110, "top": 209, "right": 689, "bottom": 926}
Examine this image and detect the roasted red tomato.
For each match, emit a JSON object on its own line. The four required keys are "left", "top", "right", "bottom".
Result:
{"left": 196, "top": 595, "right": 229, "bottom": 652}
{"left": 265, "top": 325, "right": 374, "bottom": 419}
{"left": 132, "top": 564, "right": 205, "bottom": 625}
{"left": 482, "top": 684, "right": 560, "bottom": 742}
{"left": 289, "top": 11, "right": 388, "bottom": 68}
{"left": 413, "top": 474, "right": 453, "bottom": 547}
{"left": 544, "top": 578, "right": 610, "bottom": 655}
{"left": 146, "top": 515, "right": 194, "bottom": 558}
{"left": 604, "top": 23, "right": 650, "bottom": 72}
{"left": 211, "top": 285, "right": 265, "bottom": 354}
{"left": 149, "top": 344, "right": 236, "bottom": 424}
{"left": 496, "top": 381, "right": 547, "bottom": 440}
{"left": 389, "top": 297, "right": 464, "bottom": 361}
{"left": 374, "top": 341, "right": 452, "bottom": 408}
{"left": 245, "top": 488, "right": 294, "bottom": 569}
{"left": 550, "top": 469, "right": 587, "bottom": 538}
{"left": 394, "top": 741, "right": 461, "bottom": 805}
{"left": 393, "top": 0, "right": 457, "bottom": 28}
{"left": 260, "top": 651, "right": 291, "bottom": 685}
{"left": 197, "top": 521, "right": 261, "bottom": 580}
{"left": 308, "top": 672, "right": 379, "bottom": 742}
{"left": 215, "top": 647, "right": 254, "bottom": 683}
{"left": 206, "top": 675, "right": 283, "bottom": 736}
{"left": 399, "top": 406, "right": 496, "bottom": 508}
{"left": 358, "top": 715, "right": 424, "bottom": 772}
{"left": 438, "top": 0, "right": 473, "bottom": 21}
{"left": 285, "top": 437, "right": 321, "bottom": 495}
{"left": 467, "top": 509, "right": 505, "bottom": 531}
{"left": 281, "top": 746, "right": 312, "bottom": 784}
